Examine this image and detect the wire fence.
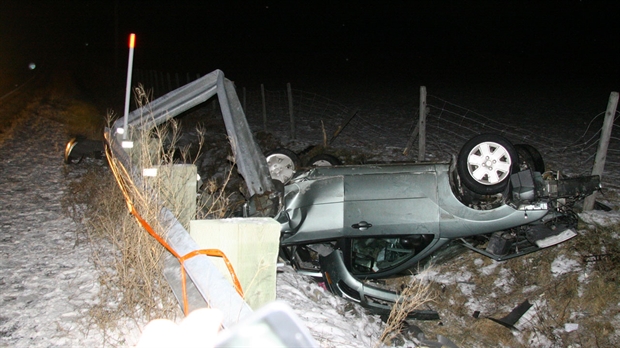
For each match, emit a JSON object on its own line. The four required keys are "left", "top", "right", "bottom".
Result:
{"left": 239, "top": 85, "right": 620, "bottom": 188}
{"left": 242, "top": 87, "right": 355, "bottom": 146}
{"left": 134, "top": 69, "right": 204, "bottom": 98}
{"left": 424, "top": 95, "right": 609, "bottom": 174}
{"left": 129, "top": 68, "right": 620, "bottom": 189}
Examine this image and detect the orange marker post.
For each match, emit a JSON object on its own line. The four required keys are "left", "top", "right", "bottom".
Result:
{"left": 122, "top": 33, "right": 136, "bottom": 139}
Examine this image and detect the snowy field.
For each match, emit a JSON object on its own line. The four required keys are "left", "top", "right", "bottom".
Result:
{"left": 1, "top": 76, "right": 619, "bottom": 347}
{"left": 0, "top": 115, "right": 121, "bottom": 347}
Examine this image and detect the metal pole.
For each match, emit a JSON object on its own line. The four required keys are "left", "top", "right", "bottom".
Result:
{"left": 122, "top": 33, "right": 136, "bottom": 139}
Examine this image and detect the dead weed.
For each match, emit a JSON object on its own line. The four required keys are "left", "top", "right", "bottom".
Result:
{"left": 413, "top": 222, "right": 620, "bottom": 347}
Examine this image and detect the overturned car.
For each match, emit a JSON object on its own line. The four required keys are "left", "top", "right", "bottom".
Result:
{"left": 70, "top": 70, "right": 601, "bottom": 316}
{"left": 248, "top": 134, "right": 600, "bottom": 314}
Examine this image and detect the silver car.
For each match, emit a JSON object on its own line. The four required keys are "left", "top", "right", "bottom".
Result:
{"left": 65, "top": 72, "right": 600, "bottom": 316}
{"left": 249, "top": 134, "right": 600, "bottom": 314}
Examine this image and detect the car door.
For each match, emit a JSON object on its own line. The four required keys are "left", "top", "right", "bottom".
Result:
{"left": 341, "top": 170, "right": 441, "bottom": 277}
{"left": 343, "top": 171, "right": 440, "bottom": 237}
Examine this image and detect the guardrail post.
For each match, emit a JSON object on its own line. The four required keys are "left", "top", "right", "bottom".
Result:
{"left": 583, "top": 91, "right": 619, "bottom": 211}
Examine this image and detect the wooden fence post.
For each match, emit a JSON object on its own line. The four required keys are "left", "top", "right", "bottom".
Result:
{"left": 583, "top": 91, "right": 619, "bottom": 211}
{"left": 261, "top": 84, "right": 267, "bottom": 131}
{"left": 418, "top": 86, "right": 427, "bottom": 162}
{"left": 151, "top": 70, "right": 159, "bottom": 99}
{"left": 159, "top": 72, "right": 165, "bottom": 96}
{"left": 243, "top": 87, "right": 247, "bottom": 113}
{"left": 287, "top": 83, "right": 295, "bottom": 140}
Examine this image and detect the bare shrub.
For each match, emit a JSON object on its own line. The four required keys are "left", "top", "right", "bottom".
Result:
{"left": 409, "top": 220, "right": 620, "bottom": 347}
{"left": 377, "top": 271, "right": 436, "bottom": 346}
{"left": 62, "top": 85, "right": 244, "bottom": 344}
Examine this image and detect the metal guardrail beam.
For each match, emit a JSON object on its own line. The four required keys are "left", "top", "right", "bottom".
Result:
{"left": 116, "top": 72, "right": 218, "bottom": 131}
{"left": 112, "top": 69, "right": 274, "bottom": 196}
{"left": 107, "top": 69, "right": 278, "bottom": 327}
{"left": 105, "top": 131, "right": 252, "bottom": 328}
{"left": 217, "top": 74, "right": 276, "bottom": 196}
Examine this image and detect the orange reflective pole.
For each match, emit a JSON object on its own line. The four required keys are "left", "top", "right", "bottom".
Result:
{"left": 122, "top": 33, "right": 136, "bottom": 139}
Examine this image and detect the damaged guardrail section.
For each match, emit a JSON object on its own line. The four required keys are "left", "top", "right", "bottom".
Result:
{"left": 105, "top": 69, "right": 275, "bottom": 328}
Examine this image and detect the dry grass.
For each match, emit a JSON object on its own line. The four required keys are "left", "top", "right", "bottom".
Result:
{"left": 2, "top": 69, "right": 104, "bottom": 147}
{"left": 377, "top": 271, "right": 437, "bottom": 346}
{"left": 412, "top": 221, "right": 620, "bottom": 348}
{"left": 63, "top": 144, "right": 184, "bottom": 345}
{"left": 196, "top": 168, "right": 238, "bottom": 219}
{"left": 43, "top": 69, "right": 106, "bottom": 139}
{"left": 61, "top": 85, "right": 240, "bottom": 344}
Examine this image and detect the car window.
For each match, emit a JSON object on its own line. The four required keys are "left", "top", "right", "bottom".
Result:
{"left": 349, "top": 235, "right": 434, "bottom": 275}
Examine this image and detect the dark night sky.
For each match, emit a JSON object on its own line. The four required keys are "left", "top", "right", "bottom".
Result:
{"left": 1, "top": 1, "right": 618, "bottom": 94}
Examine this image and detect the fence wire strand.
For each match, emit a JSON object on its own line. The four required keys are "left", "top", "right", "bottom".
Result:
{"left": 241, "top": 86, "right": 619, "bottom": 187}
{"left": 128, "top": 69, "right": 620, "bottom": 188}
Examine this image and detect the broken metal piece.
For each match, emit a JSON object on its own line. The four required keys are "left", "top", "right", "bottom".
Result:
{"left": 486, "top": 299, "right": 533, "bottom": 331}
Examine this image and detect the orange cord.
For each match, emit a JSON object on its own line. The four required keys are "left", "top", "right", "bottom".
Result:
{"left": 104, "top": 140, "right": 244, "bottom": 315}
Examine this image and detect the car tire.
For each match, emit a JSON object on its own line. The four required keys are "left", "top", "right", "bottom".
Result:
{"left": 457, "top": 134, "right": 518, "bottom": 195}
{"left": 515, "top": 144, "right": 545, "bottom": 173}
{"left": 64, "top": 137, "right": 83, "bottom": 164}
{"left": 306, "top": 153, "right": 342, "bottom": 167}
{"left": 265, "top": 148, "right": 300, "bottom": 184}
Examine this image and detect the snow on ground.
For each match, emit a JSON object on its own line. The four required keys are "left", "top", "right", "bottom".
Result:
{"left": 1, "top": 78, "right": 619, "bottom": 347}
{"left": 0, "top": 114, "right": 112, "bottom": 347}
{"left": 0, "top": 94, "right": 407, "bottom": 347}
{"left": 276, "top": 266, "right": 389, "bottom": 348}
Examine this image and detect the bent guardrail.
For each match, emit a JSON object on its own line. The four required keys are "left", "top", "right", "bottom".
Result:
{"left": 105, "top": 69, "right": 277, "bottom": 328}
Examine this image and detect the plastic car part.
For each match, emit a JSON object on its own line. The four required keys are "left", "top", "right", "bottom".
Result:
{"left": 510, "top": 169, "right": 541, "bottom": 202}
{"left": 485, "top": 299, "right": 533, "bottom": 331}
{"left": 461, "top": 218, "right": 578, "bottom": 261}
{"left": 457, "top": 134, "right": 518, "bottom": 195}
{"left": 486, "top": 232, "right": 515, "bottom": 256}
{"left": 515, "top": 143, "right": 545, "bottom": 173}
{"left": 306, "top": 153, "right": 342, "bottom": 167}
{"left": 265, "top": 148, "right": 300, "bottom": 184}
